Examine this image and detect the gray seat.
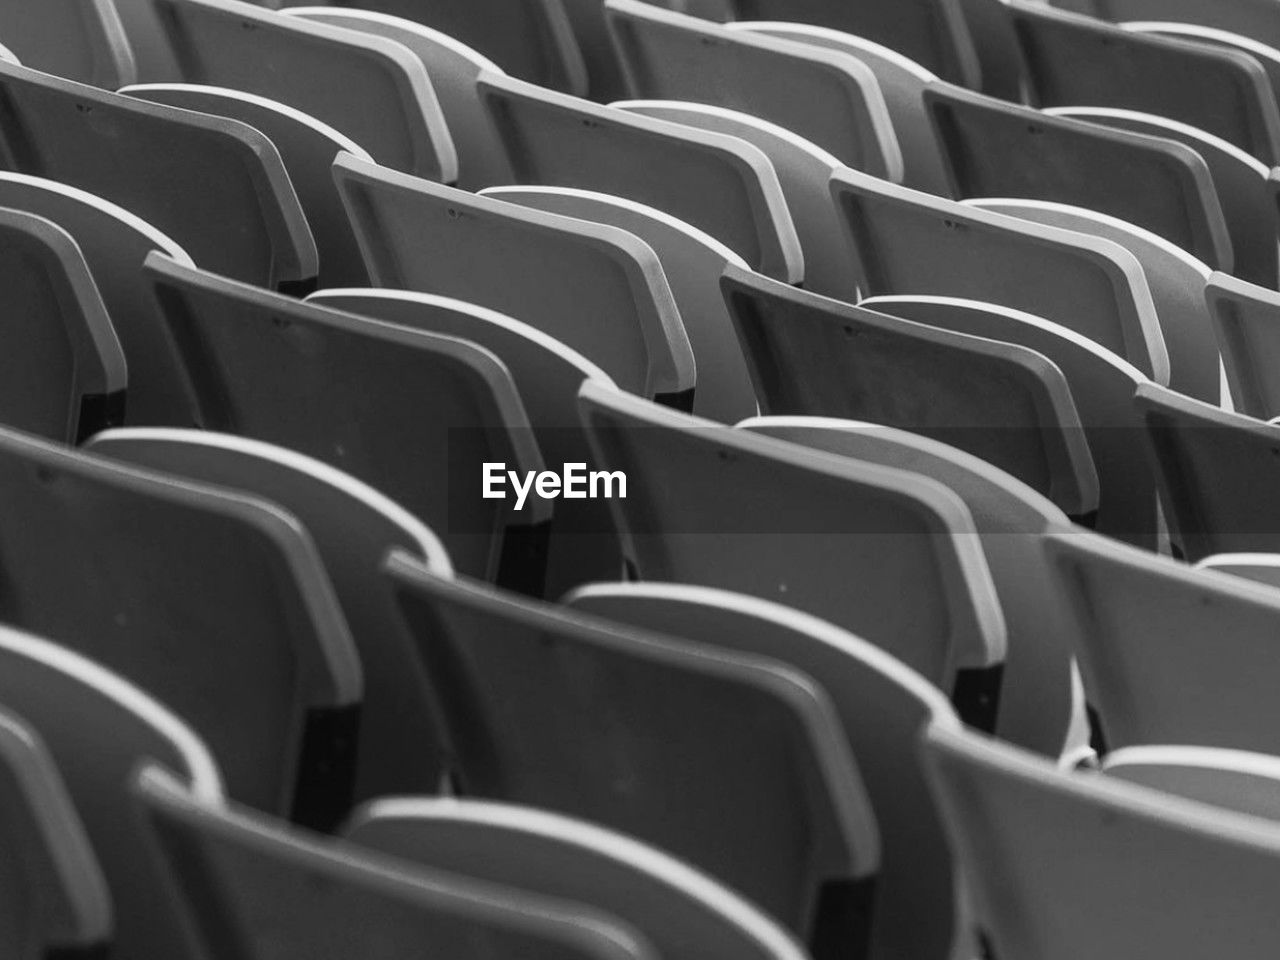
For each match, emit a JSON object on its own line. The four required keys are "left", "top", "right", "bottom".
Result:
{"left": 1197, "top": 552, "right": 1280, "bottom": 589}
{"left": 1080, "top": 0, "right": 1280, "bottom": 49}
{"left": 383, "top": 551, "right": 880, "bottom": 957}
{"left": 561, "top": 0, "right": 630, "bottom": 100}
{"left": 134, "top": 765, "right": 655, "bottom": 960}
{"left": 0, "top": 0, "right": 134, "bottom": 87}
{"left": 1206, "top": 271, "right": 1280, "bottom": 418}
{"left": 333, "top": 154, "right": 695, "bottom": 404}
{"left": 1125, "top": 21, "right": 1280, "bottom": 115}
{"left": 1104, "top": 744, "right": 1280, "bottom": 821}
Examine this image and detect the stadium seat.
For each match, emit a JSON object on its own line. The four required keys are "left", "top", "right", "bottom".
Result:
{"left": 1205, "top": 271, "right": 1280, "bottom": 419}
{"left": 0, "top": 0, "right": 134, "bottom": 87}
{"left": 1126, "top": 21, "right": 1280, "bottom": 108}
{"left": 1197, "top": 552, "right": 1280, "bottom": 589}
{"left": 1104, "top": 745, "right": 1280, "bottom": 821}
{"left": 1080, "top": 0, "right": 1280, "bottom": 49}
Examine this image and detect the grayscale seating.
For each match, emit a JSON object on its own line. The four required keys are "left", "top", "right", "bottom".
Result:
{"left": 134, "top": 765, "right": 655, "bottom": 960}
{"left": 924, "top": 83, "right": 1234, "bottom": 268}
{"left": 145, "top": 252, "right": 548, "bottom": 585}
{"left": 383, "top": 551, "right": 881, "bottom": 957}
{"left": 0, "top": 0, "right": 134, "bottom": 87}
{"left": 922, "top": 722, "right": 1280, "bottom": 960}
{"left": 723, "top": 265, "right": 1100, "bottom": 516}
{"left": 561, "top": 0, "right": 630, "bottom": 99}
{"left": 0, "top": 59, "right": 317, "bottom": 289}
{"left": 1126, "top": 21, "right": 1280, "bottom": 110}
{"left": 1196, "top": 552, "right": 1280, "bottom": 589}
{"left": 346, "top": 798, "right": 812, "bottom": 960}
{"left": 476, "top": 70, "right": 803, "bottom": 280}
{"left": 561, "top": 582, "right": 967, "bottom": 960}
{"left": 0, "top": 707, "right": 111, "bottom": 960}
{"left": 577, "top": 380, "right": 1008, "bottom": 687}
{"left": 1206, "top": 271, "right": 1280, "bottom": 419}
{"left": 604, "top": 0, "right": 902, "bottom": 179}
{"left": 829, "top": 167, "right": 1169, "bottom": 381}
{"left": 333, "top": 154, "right": 695, "bottom": 404}
{"left": 122, "top": 83, "right": 374, "bottom": 287}
{"left": 84, "top": 428, "right": 454, "bottom": 803}
{"left": 1104, "top": 745, "right": 1280, "bottom": 821}
{"left": 1081, "top": 0, "right": 1280, "bottom": 50}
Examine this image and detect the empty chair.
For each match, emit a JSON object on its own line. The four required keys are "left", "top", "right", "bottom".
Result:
{"left": 134, "top": 765, "right": 655, "bottom": 960}
{"left": 578, "top": 380, "right": 1007, "bottom": 687}
{"left": 829, "top": 168, "right": 1168, "bottom": 381}
{"left": 1007, "top": 2, "right": 1280, "bottom": 164}
{"left": 1206, "top": 271, "right": 1280, "bottom": 419}
{"left": 723, "top": 266, "right": 1098, "bottom": 516}
{"left": 561, "top": 0, "right": 630, "bottom": 99}
{"left": 617, "top": 100, "right": 855, "bottom": 300}
{"left": 605, "top": 0, "right": 902, "bottom": 179}
{"left": 561, "top": 582, "right": 966, "bottom": 960}
{"left": 1126, "top": 21, "right": 1280, "bottom": 107}
{"left": 0, "top": 0, "right": 134, "bottom": 87}
{"left": 0, "top": 624, "right": 222, "bottom": 960}
{"left": 925, "top": 83, "right": 1234, "bottom": 269}
{"left": 1082, "top": 0, "right": 1280, "bottom": 50}
{"left": 145, "top": 252, "right": 547, "bottom": 585}
{"left": 922, "top": 722, "right": 1280, "bottom": 960}
{"left": 282, "top": 7, "right": 514, "bottom": 188}
{"left": 348, "top": 799, "right": 810, "bottom": 960}
{"left": 1197, "top": 552, "right": 1280, "bottom": 589}
{"left": 0, "top": 707, "right": 111, "bottom": 960}
{"left": 122, "top": 83, "right": 374, "bottom": 287}
{"left": 0, "top": 208, "right": 124, "bottom": 443}
{"left": 477, "top": 71, "right": 803, "bottom": 280}
{"left": 482, "top": 185, "right": 754, "bottom": 421}
{"left": 146, "top": 0, "right": 456, "bottom": 181}
{"left": 85, "top": 428, "right": 454, "bottom": 803}
{"left": 0, "top": 59, "right": 316, "bottom": 288}
{"left": 967, "top": 198, "right": 1219, "bottom": 403}
{"left": 1104, "top": 745, "right": 1280, "bottom": 821}
{"left": 334, "top": 154, "right": 695, "bottom": 404}
{"left": 383, "top": 552, "right": 880, "bottom": 958}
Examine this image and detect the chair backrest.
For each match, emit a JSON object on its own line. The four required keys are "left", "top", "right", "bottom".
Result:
{"left": 1126, "top": 21, "right": 1280, "bottom": 110}
{"left": 1104, "top": 745, "right": 1280, "bottom": 821}
{"left": 0, "top": 59, "right": 316, "bottom": 288}
{"left": 559, "top": 0, "right": 629, "bottom": 100}
{"left": 476, "top": 70, "right": 803, "bottom": 280}
{"left": 722, "top": 264, "right": 1099, "bottom": 515}
{"left": 577, "top": 380, "right": 1007, "bottom": 684}
{"left": 604, "top": 0, "right": 901, "bottom": 179}
{"left": 1008, "top": 1, "right": 1280, "bottom": 164}
{"left": 924, "top": 83, "right": 1234, "bottom": 269}
{"left": 122, "top": 82, "right": 374, "bottom": 288}
{"left": 1090, "top": 0, "right": 1280, "bottom": 49}
{"left": 561, "top": 581, "right": 966, "bottom": 960}
{"left": 145, "top": 251, "right": 546, "bottom": 583}
{"left": 0, "top": 625, "right": 222, "bottom": 960}
{"left": 134, "top": 765, "right": 656, "bottom": 960}
{"left": 0, "top": 207, "right": 124, "bottom": 444}
{"left": 0, "top": 0, "right": 134, "bottom": 87}
{"left": 84, "top": 427, "right": 452, "bottom": 803}
{"left": 1197, "top": 552, "right": 1280, "bottom": 589}
{"left": 0, "top": 707, "right": 110, "bottom": 960}
{"left": 1206, "top": 271, "right": 1280, "bottom": 418}
{"left": 1135, "top": 381, "right": 1280, "bottom": 559}
{"left": 922, "top": 722, "right": 1280, "bottom": 960}
{"left": 333, "top": 154, "right": 694, "bottom": 402}
{"left": 967, "top": 198, "right": 1218, "bottom": 403}
{"left": 282, "top": 7, "right": 512, "bottom": 189}
{"left": 382, "top": 551, "right": 880, "bottom": 950}
{"left": 148, "top": 0, "right": 456, "bottom": 181}
{"left": 831, "top": 166, "right": 1167, "bottom": 373}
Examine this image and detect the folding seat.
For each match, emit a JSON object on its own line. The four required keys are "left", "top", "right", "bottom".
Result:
{"left": 1206, "top": 271, "right": 1280, "bottom": 419}
{"left": 145, "top": 252, "right": 547, "bottom": 586}
{"left": 346, "top": 798, "right": 812, "bottom": 960}
{"left": 1128, "top": 21, "right": 1280, "bottom": 108}
{"left": 1006, "top": 2, "right": 1280, "bottom": 165}
{"left": 333, "top": 154, "right": 696, "bottom": 405}
{"left": 1104, "top": 745, "right": 1280, "bottom": 821}
{"left": 0, "top": 208, "right": 124, "bottom": 444}
{"left": 1047, "top": 107, "right": 1279, "bottom": 287}
{"left": 829, "top": 167, "right": 1168, "bottom": 381}
{"left": 282, "top": 7, "right": 514, "bottom": 188}
{"left": 577, "top": 380, "right": 1007, "bottom": 688}
{"left": 0, "top": 60, "right": 317, "bottom": 289}
{"left": 560, "top": 0, "right": 630, "bottom": 100}
{"left": 122, "top": 83, "right": 373, "bottom": 287}
{"left": 921, "top": 722, "right": 1280, "bottom": 960}
{"left": 924, "top": 84, "right": 1234, "bottom": 268}
{"left": 604, "top": 0, "right": 902, "bottom": 180}
{"left": 1197, "top": 552, "right": 1280, "bottom": 589}
{"left": 476, "top": 71, "right": 803, "bottom": 281}
{"left": 383, "top": 551, "right": 881, "bottom": 960}
{"left": 722, "top": 265, "right": 1099, "bottom": 516}
{"left": 1083, "top": 0, "right": 1280, "bottom": 49}
{"left": 561, "top": 582, "right": 969, "bottom": 960}
{"left": 728, "top": 22, "right": 952, "bottom": 194}
{"left": 0, "top": 624, "right": 222, "bottom": 960}
{"left": 0, "top": 0, "right": 135, "bottom": 87}
{"left": 615, "top": 100, "right": 855, "bottom": 301}
{"left": 482, "top": 184, "right": 754, "bottom": 422}
{"left": 860, "top": 295, "right": 1157, "bottom": 547}
{"left": 0, "top": 707, "right": 111, "bottom": 960}
{"left": 84, "top": 428, "right": 453, "bottom": 802}
{"left": 967, "top": 198, "right": 1219, "bottom": 404}
{"left": 134, "top": 765, "right": 655, "bottom": 960}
